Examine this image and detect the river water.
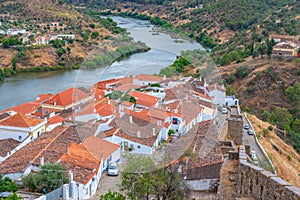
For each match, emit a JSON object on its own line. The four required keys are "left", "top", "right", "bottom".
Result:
{"left": 0, "top": 16, "right": 203, "bottom": 110}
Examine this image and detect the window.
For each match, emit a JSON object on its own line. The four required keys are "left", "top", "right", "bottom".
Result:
{"left": 18, "top": 136, "right": 22, "bottom": 140}
{"left": 137, "top": 145, "right": 141, "bottom": 149}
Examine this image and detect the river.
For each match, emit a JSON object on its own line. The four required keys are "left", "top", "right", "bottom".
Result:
{"left": 0, "top": 16, "right": 203, "bottom": 110}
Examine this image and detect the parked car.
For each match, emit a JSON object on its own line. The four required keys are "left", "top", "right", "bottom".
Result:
{"left": 244, "top": 124, "right": 250, "bottom": 129}
{"left": 221, "top": 107, "right": 228, "bottom": 114}
{"left": 108, "top": 163, "right": 119, "bottom": 176}
{"left": 247, "top": 129, "right": 254, "bottom": 135}
{"left": 251, "top": 151, "right": 257, "bottom": 160}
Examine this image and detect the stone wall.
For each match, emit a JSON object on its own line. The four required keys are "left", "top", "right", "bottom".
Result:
{"left": 237, "top": 146, "right": 300, "bottom": 200}
{"left": 227, "top": 115, "right": 243, "bottom": 145}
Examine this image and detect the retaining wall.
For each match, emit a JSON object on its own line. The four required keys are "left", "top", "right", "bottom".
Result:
{"left": 237, "top": 146, "right": 300, "bottom": 200}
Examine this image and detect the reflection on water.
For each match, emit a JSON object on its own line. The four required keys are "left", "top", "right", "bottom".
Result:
{"left": 0, "top": 17, "right": 203, "bottom": 110}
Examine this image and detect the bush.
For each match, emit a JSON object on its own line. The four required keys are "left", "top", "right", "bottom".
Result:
{"left": 287, "top": 155, "right": 292, "bottom": 161}
{"left": 268, "top": 126, "right": 273, "bottom": 131}
{"left": 57, "top": 48, "right": 66, "bottom": 57}
{"left": 22, "top": 163, "right": 69, "bottom": 193}
{"left": 235, "top": 65, "right": 249, "bottom": 78}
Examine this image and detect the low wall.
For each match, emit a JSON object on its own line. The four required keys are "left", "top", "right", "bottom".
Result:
{"left": 237, "top": 146, "right": 300, "bottom": 200}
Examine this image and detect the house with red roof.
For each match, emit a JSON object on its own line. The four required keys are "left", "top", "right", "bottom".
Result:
{"left": 133, "top": 74, "right": 165, "bottom": 86}
{"left": 59, "top": 137, "right": 120, "bottom": 199}
{"left": 0, "top": 112, "right": 46, "bottom": 142}
{"left": 43, "top": 87, "right": 93, "bottom": 110}
{"left": 46, "top": 114, "right": 64, "bottom": 131}
{"left": 129, "top": 90, "right": 159, "bottom": 108}
{"left": 75, "top": 99, "right": 117, "bottom": 122}
{"left": 3, "top": 102, "right": 40, "bottom": 115}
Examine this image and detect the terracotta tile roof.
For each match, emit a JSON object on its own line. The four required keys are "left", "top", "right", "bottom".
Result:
{"left": 32, "top": 107, "right": 61, "bottom": 118}
{"left": 115, "top": 84, "right": 141, "bottom": 91}
{"left": 0, "top": 113, "right": 44, "bottom": 128}
{"left": 59, "top": 143, "right": 100, "bottom": 184}
{"left": 118, "top": 77, "right": 133, "bottom": 84}
{"left": 45, "top": 87, "right": 90, "bottom": 107}
{"left": 96, "top": 103, "right": 115, "bottom": 117}
{"left": 120, "top": 101, "right": 134, "bottom": 107}
{"left": 0, "top": 139, "right": 20, "bottom": 157}
{"left": 114, "top": 114, "right": 161, "bottom": 147}
{"left": 32, "top": 126, "right": 83, "bottom": 166}
{"left": 4, "top": 102, "right": 40, "bottom": 115}
{"left": 83, "top": 136, "right": 120, "bottom": 161}
{"left": 115, "top": 129, "right": 157, "bottom": 147}
{"left": 92, "top": 88, "right": 105, "bottom": 100}
{"left": 129, "top": 90, "right": 159, "bottom": 107}
{"left": 92, "top": 79, "right": 120, "bottom": 90}
{"left": 273, "top": 42, "right": 299, "bottom": 49}
{"left": 134, "top": 74, "right": 164, "bottom": 82}
{"left": 34, "top": 93, "right": 54, "bottom": 103}
{"left": 190, "top": 90, "right": 213, "bottom": 100}
{"left": 47, "top": 115, "right": 64, "bottom": 125}
{"left": 0, "top": 126, "right": 66, "bottom": 175}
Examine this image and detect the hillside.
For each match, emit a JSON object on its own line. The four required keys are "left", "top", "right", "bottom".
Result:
{"left": 69, "top": 0, "right": 300, "bottom": 65}
{"left": 248, "top": 114, "right": 300, "bottom": 188}
{"left": 0, "top": 0, "right": 151, "bottom": 81}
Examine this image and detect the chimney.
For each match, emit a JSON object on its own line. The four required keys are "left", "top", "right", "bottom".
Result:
{"left": 108, "top": 99, "right": 111, "bottom": 105}
{"left": 129, "top": 116, "right": 133, "bottom": 124}
{"left": 66, "top": 149, "right": 69, "bottom": 155}
{"left": 166, "top": 107, "right": 171, "bottom": 112}
{"left": 153, "top": 128, "right": 156, "bottom": 136}
{"left": 69, "top": 171, "right": 73, "bottom": 182}
{"left": 137, "top": 131, "right": 141, "bottom": 138}
{"left": 40, "top": 156, "right": 44, "bottom": 165}
{"left": 38, "top": 106, "right": 43, "bottom": 119}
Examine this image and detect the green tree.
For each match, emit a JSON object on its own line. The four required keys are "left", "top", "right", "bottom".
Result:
{"left": 285, "top": 82, "right": 300, "bottom": 113}
{"left": 270, "top": 107, "right": 292, "bottom": 129}
{"left": 0, "top": 174, "right": 18, "bottom": 193}
{"left": 0, "top": 67, "right": 4, "bottom": 81}
{"left": 91, "top": 31, "right": 99, "bottom": 39}
{"left": 22, "top": 163, "right": 69, "bottom": 193}
{"left": 120, "top": 154, "right": 189, "bottom": 200}
{"left": 100, "top": 190, "right": 125, "bottom": 200}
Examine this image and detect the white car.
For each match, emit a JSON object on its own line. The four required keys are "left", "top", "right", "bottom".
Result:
{"left": 244, "top": 124, "right": 250, "bottom": 129}
{"left": 107, "top": 164, "right": 119, "bottom": 176}
{"left": 221, "top": 107, "right": 228, "bottom": 114}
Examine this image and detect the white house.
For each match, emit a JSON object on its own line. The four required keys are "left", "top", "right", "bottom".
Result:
{"left": 7, "top": 29, "right": 27, "bottom": 36}
{"left": 207, "top": 84, "right": 226, "bottom": 106}
{"left": 0, "top": 112, "right": 46, "bottom": 142}
{"left": 59, "top": 137, "right": 120, "bottom": 199}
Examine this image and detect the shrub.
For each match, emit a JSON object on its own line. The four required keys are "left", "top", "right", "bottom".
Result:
{"left": 287, "top": 155, "right": 292, "bottom": 161}
{"left": 268, "top": 126, "right": 273, "bottom": 131}
{"left": 235, "top": 65, "right": 249, "bottom": 78}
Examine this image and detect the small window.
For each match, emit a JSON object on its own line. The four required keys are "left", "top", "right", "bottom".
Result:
{"left": 18, "top": 136, "right": 22, "bottom": 140}
{"left": 137, "top": 145, "right": 141, "bottom": 149}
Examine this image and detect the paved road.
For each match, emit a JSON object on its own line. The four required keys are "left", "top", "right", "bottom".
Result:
{"left": 242, "top": 113, "right": 272, "bottom": 169}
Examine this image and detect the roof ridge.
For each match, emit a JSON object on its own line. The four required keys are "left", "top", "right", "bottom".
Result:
{"left": 31, "top": 126, "right": 69, "bottom": 164}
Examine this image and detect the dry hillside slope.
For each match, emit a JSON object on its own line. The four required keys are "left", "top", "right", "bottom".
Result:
{"left": 248, "top": 114, "right": 300, "bottom": 188}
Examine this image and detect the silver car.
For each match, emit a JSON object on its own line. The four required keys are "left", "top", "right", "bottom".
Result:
{"left": 107, "top": 164, "right": 119, "bottom": 176}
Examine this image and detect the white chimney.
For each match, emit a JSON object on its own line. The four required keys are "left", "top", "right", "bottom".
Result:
{"left": 137, "top": 131, "right": 141, "bottom": 138}
{"left": 166, "top": 107, "right": 171, "bottom": 112}
{"left": 40, "top": 157, "right": 44, "bottom": 165}
{"left": 153, "top": 128, "right": 156, "bottom": 136}
{"left": 129, "top": 116, "right": 133, "bottom": 124}
{"left": 108, "top": 99, "right": 111, "bottom": 105}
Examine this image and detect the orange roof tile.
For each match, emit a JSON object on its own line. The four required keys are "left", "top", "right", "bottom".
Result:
{"left": 207, "top": 84, "right": 226, "bottom": 93}
{"left": 134, "top": 74, "right": 164, "bottom": 82}
{"left": 119, "top": 77, "right": 133, "bottom": 84}
{"left": 5, "top": 102, "right": 40, "bottom": 115}
{"left": 92, "top": 79, "right": 120, "bottom": 90}
{"left": 83, "top": 136, "right": 120, "bottom": 161}
{"left": 129, "top": 90, "right": 159, "bottom": 107}
{"left": 34, "top": 93, "right": 54, "bottom": 103}
{"left": 0, "top": 113, "right": 44, "bottom": 128}
{"left": 115, "top": 83, "right": 141, "bottom": 91}
{"left": 45, "top": 87, "right": 89, "bottom": 107}
{"left": 47, "top": 115, "right": 64, "bottom": 125}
